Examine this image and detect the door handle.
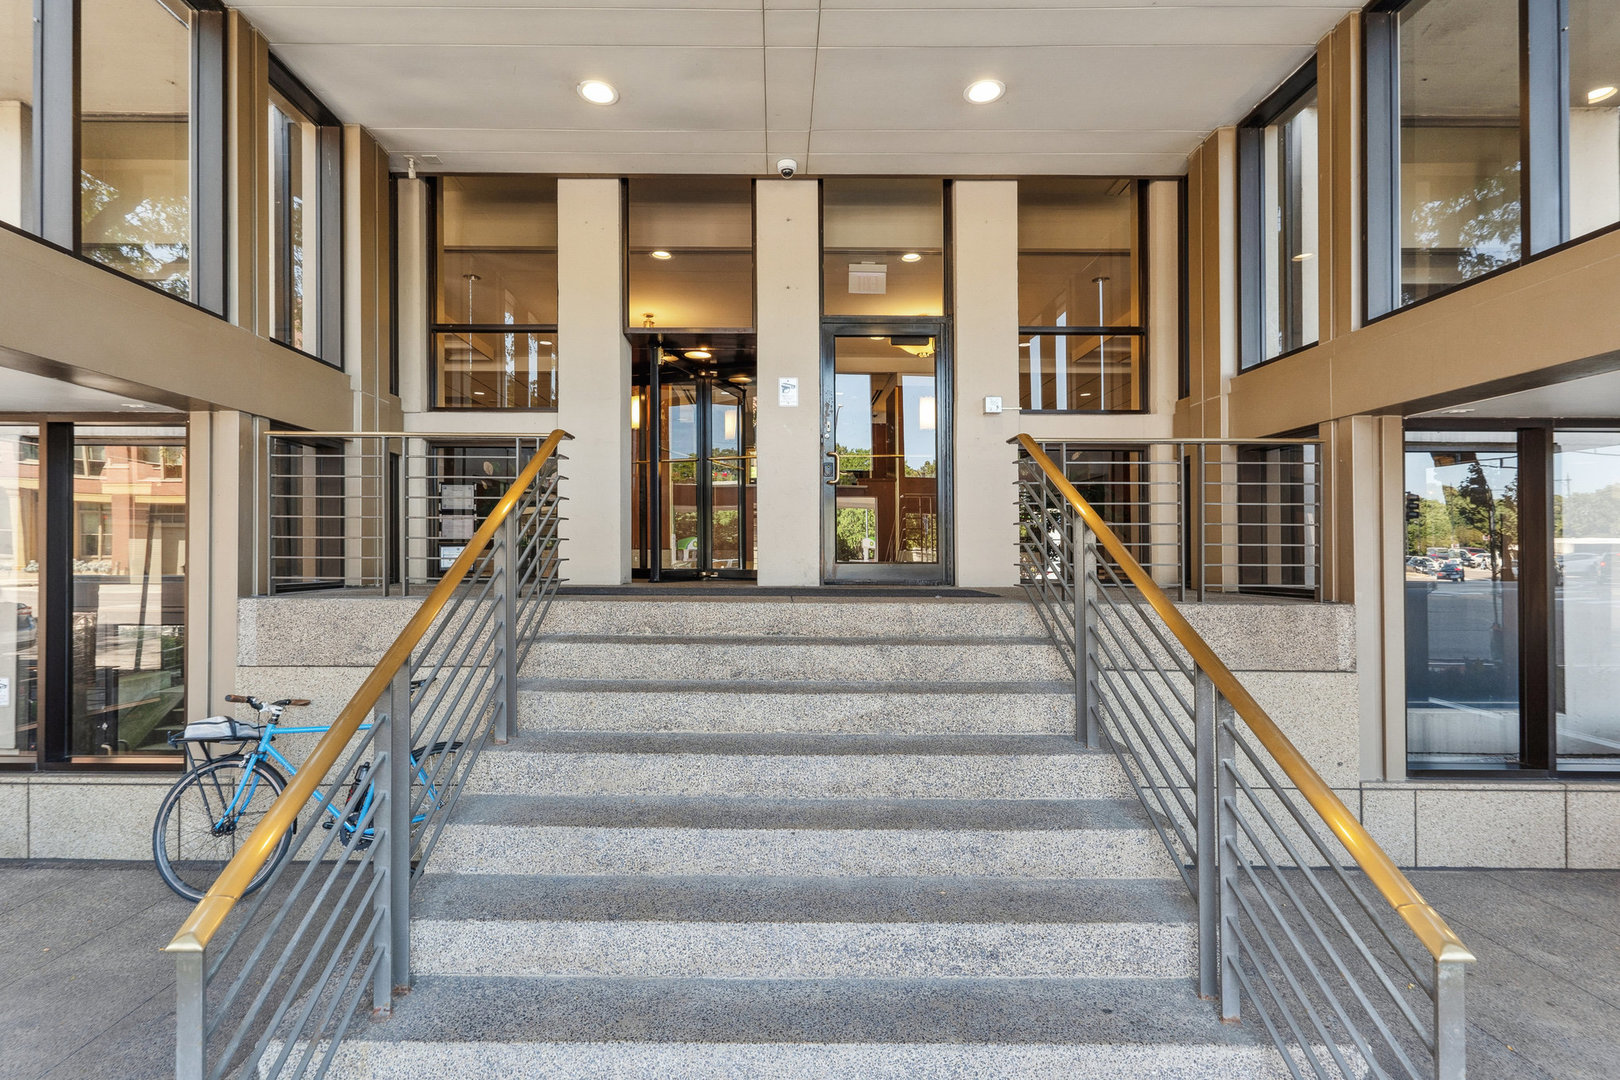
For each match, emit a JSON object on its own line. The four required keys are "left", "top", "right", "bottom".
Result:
{"left": 824, "top": 451, "right": 840, "bottom": 486}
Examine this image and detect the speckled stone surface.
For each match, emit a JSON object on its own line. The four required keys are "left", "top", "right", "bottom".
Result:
{"left": 467, "top": 735, "right": 1131, "bottom": 800}
{"left": 541, "top": 596, "right": 1049, "bottom": 639}
{"left": 521, "top": 637, "right": 1068, "bottom": 682}
{"left": 410, "top": 873, "right": 1197, "bottom": 926}
{"left": 411, "top": 918, "right": 1196, "bottom": 980}
{"left": 517, "top": 684, "right": 1074, "bottom": 734}
{"left": 431, "top": 821, "right": 1176, "bottom": 880}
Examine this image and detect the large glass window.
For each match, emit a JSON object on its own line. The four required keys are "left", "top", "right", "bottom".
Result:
{"left": 80, "top": 0, "right": 192, "bottom": 297}
{"left": 0, "top": 0, "right": 34, "bottom": 233}
{"left": 269, "top": 88, "right": 320, "bottom": 353}
{"left": 1568, "top": 0, "right": 1620, "bottom": 240}
{"left": 1242, "top": 74, "right": 1319, "bottom": 367}
{"left": 0, "top": 427, "right": 39, "bottom": 761}
{"left": 1017, "top": 179, "right": 1144, "bottom": 411}
{"left": 1403, "top": 433, "right": 1521, "bottom": 770}
{"left": 822, "top": 179, "right": 944, "bottom": 318}
{"left": 70, "top": 427, "right": 187, "bottom": 759}
{"left": 1394, "top": 0, "right": 1521, "bottom": 307}
{"left": 1553, "top": 430, "right": 1620, "bottom": 771}
{"left": 627, "top": 177, "right": 753, "bottom": 331}
{"left": 434, "top": 177, "right": 558, "bottom": 409}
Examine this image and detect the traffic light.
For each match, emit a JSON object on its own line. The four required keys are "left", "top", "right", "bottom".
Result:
{"left": 1405, "top": 493, "right": 1421, "bottom": 522}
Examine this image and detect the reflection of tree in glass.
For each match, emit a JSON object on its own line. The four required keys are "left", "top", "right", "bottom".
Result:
{"left": 1558, "top": 483, "right": 1620, "bottom": 539}
{"left": 80, "top": 170, "right": 191, "bottom": 298}
{"left": 1405, "top": 161, "right": 1520, "bottom": 303}
{"left": 835, "top": 507, "right": 873, "bottom": 562}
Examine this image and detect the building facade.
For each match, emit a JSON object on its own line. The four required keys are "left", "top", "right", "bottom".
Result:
{"left": 1, "top": 0, "right": 1618, "bottom": 866}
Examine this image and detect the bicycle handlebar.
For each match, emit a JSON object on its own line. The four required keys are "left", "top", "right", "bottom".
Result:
{"left": 223, "top": 695, "right": 311, "bottom": 709}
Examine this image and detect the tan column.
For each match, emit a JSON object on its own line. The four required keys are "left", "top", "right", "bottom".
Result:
{"left": 396, "top": 178, "right": 430, "bottom": 414}
{"left": 951, "top": 181, "right": 1020, "bottom": 588}
{"left": 557, "top": 178, "right": 631, "bottom": 585}
{"left": 754, "top": 179, "right": 822, "bottom": 587}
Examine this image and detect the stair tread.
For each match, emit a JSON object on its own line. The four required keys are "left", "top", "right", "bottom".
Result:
{"left": 411, "top": 873, "right": 1196, "bottom": 925}
{"left": 518, "top": 678, "right": 1070, "bottom": 694}
{"left": 483, "top": 732, "right": 1104, "bottom": 757}
{"left": 534, "top": 633, "right": 1056, "bottom": 646}
{"left": 349, "top": 975, "right": 1269, "bottom": 1048}
{"left": 447, "top": 794, "right": 1157, "bottom": 831}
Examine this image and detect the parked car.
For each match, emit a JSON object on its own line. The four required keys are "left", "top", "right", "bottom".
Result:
{"left": 1436, "top": 560, "right": 1465, "bottom": 582}
{"left": 1407, "top": 556, "right": 1438, "bottom": 574}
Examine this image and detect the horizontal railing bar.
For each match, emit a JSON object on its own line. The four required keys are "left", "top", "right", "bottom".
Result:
{"left": 1014, "top": 434, "right": 1471, "bottom": 968}
{"left": 1034, "top": 437, "right": 1324, "bottom": 446}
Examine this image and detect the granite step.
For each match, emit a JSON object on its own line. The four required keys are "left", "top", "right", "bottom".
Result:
{"left": 516, "top": 680, "right": 1074, "bottom": 734}
{"left": 410, "top": 874, "right": 1197, "bottom": 980}
{"left": 467, "top": 732, "right": 1128, "bottom": 800}
{"left": 519, "top": 636, "right": 1068, "bottom": 682}
{"left": 431, "top": 795, "right": 1177, "bottom": 880}
{"left": 540, "top": 596, "right": 1047, "bottom": 639}
{"left": 306, "top": 974, "right": 1296, "bottom": 1079}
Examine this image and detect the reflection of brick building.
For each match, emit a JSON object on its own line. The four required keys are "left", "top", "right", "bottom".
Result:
{"left": 72, "top": 444, "right": 187, "bottom": 577}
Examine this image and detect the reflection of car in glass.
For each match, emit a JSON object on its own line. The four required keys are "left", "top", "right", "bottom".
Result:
{"left": 1407, "top": 556, "right": 1438, "bottom": 574}
{"left": 1436, "top": 560, "right": 1465, "bottom": 582}
{"left": 14, "top": 603, "right": 34, "bottom": 650}
{"left": 1559, "top": 552, "right": 1602, "bottom": 579}
{"left": 1598, "top": 553, "right": 1617, "bottom": 584}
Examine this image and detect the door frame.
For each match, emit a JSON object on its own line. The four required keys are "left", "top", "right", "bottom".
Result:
{"left": 819, "top": 318, "right": 953, "bottom": 585}
{"left": 641, "top": 351, "right": 756, "bottom": 582}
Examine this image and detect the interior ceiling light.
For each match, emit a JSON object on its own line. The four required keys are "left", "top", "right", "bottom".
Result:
{"left": 539, "top": 340, "right": 553, "bottom": 346}
{"left": 728, "top": 374, "right": 753, "bottom": 384}
{"left": 577, "top": 80, "right": 618, "bottom": 105}
{"left": 650, "top": 250, "right": 673, "bottom": 260}
{"left": 685, "top": 349, "right": 712, "bottom": 360}
{"left": 964, "top": 79, "right": 1005, "bottom": 104}
{"left": 1589, "top": 86, "right": 1618, "bottom": 104}
{"left": 900, "top": 252, "right": 922, "bottom": 263}
{"left": 1292, "top": 252, "right": 1315, "bottom": 262}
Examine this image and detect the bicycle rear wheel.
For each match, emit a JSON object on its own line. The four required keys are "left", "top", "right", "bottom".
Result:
{"left": 153, "top": 757, "right": 292, "bottom": 902}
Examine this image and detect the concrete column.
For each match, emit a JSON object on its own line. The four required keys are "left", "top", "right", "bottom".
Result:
{"left": 556, "top": 178, "right": 631, "bottom": 585}
{"left": 0, "top": 101, "right": 33, "bottom": 229}
{"left": 951, "top": 182, "right": 1020, "bottom": 588}
{"left": 396, "top": 178, "right": 430, "bottom": 415}
{"left": 754, "top": 180, "right": 822, "bottom": 587}
{"left": 188, "top": 410, "right": 264, "bottom": 721}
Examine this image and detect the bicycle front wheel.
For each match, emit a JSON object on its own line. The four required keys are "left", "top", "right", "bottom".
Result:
{"left": 153, "top": 757, "right": 292, "bottom": 902}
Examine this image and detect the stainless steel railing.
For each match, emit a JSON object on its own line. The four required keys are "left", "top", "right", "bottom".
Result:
{"left": 166, "top": 432, "right": 569, "bottom": 1080}
{"left": 266, "top": 431, "right": 556, "bottom": 594}
{"left": 1015, "top": 434, "right": 1472, "bottom": 1080}
{"left": 1030, "top": 437, "right": 1323, "bottom": 600}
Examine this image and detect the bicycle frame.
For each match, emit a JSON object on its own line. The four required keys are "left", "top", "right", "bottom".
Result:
{"left": 198, "top": 720, "right": 440, "bottom": 838}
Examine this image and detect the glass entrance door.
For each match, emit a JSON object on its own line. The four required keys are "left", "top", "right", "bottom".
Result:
{"left": 635, "top": 346, "right": 757, "bottom": 580}
{"left": 821, "top": 324, "right": 950, "bottom": 583}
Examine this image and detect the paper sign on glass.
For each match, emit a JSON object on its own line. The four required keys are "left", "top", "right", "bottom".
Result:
{"left": 778, "top": 377, "right": 799, "bottom": 407}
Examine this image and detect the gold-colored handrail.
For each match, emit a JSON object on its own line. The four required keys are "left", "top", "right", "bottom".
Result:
{"left": 1015, "top": 434, "right": 1473, "bottom": 965}
{"left": 165, "top": 429, "right": 571, "bottom": 956}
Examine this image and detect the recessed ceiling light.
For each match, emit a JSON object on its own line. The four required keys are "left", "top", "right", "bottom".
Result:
{"left": 901, "top": 252, "right": 922, "bottom": 263}
{"left": 473, "top": 390, "right": 487, "bottom": 396}
{"left": 539, "top": 340, "right": 553, "bottom": 346}
{"left": 964, "top": 79, "right": 1005, "bottom": 105}
{"left": 685, "top": 350, "right": 712, "bottom": 360}
{"left": 1018, "top": 342, "right": 1031, "bottom": 348}
{"left": 1292, "top": 252, "right": 1315, "bottom": 262}
{"left": 650, "top": 250, "right": 672, "bottom": 260}
{"left": 577, "top": 80, "right": 618, "bottom": 105}
{"left": 1589, "top": 86, "right": 1618, "bottom": 104}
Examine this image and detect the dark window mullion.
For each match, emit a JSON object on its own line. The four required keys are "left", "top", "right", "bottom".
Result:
{"left": 1237, "top": 123, "right": 1264, "bottom": 369}
{"left": 191, "top": 9, "right": 226, "bottom": 314}
{"left": 36, "top": 0, "right": 78, "bottom": 250}
{"left": 1522, "top": 0, "right": 1571, "bottom": 254}
{"left": 318, "top": 123, "right": 343, "bottom": 366}
{"left": 1518, "top": 425, "right": 1556, "bottom": 771}
{"left": 1363, "top": 10, "right": 1401, "bottom": 321}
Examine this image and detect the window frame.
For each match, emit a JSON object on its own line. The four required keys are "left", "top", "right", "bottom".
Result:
{"left": 267, "top": 55, "right": 344, "bottom": 368}
{"left": 1238, "top": 58, "right": 1320, "bottom": 372}
{"left": 426, "top": 174, "right": 560, "bottom": 412}
{"left": 1016, "top": 178, "right": 1150, "bottom": 414}
{"left": 1363, "top": 0, "right": 1620, "bottom": 323}
{"left": 1401, "top": 416, "right": 1620, "bottom": 780}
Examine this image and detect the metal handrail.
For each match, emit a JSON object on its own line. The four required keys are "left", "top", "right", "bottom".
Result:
{"left": 1014, "top": 433, "right": 1470, "bottom": 965}
{"left": 165, "top": 429, "right": 570, "bottom": 957}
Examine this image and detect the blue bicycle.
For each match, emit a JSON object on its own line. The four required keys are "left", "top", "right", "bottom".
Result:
{"left": 152, "top": 694, "right": 461, "bottom": 902}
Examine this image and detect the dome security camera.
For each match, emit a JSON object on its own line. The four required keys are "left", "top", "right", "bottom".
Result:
{"left": 777, "top": 158, "right": 799, "bottom": 179}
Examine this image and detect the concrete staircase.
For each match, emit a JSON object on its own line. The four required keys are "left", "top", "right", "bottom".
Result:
{"left": 327, "top": 593, "right": 1294, "bottom": 1078}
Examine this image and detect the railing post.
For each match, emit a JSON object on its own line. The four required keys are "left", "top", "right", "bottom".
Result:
{"left": 1216, "top": 697, "right": 1241, "bottom": 1021}
{"left": 494, "top": 511, "right": 519, "bottom": 744}
{"left": 1434, "top": 955, "right": 1467, "bottom": 1080}
{"left": 1072, "top": 513, "right": 1098, "bottom": 748}
{"left": 373, "top": 665, "right": 414, "bottom": 1014}
{"left": 175, "top": 950, "right": 206, "bottom": 1080}
{"left": 1194, "top": 669, "right": 1218, "bottom": 1000}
